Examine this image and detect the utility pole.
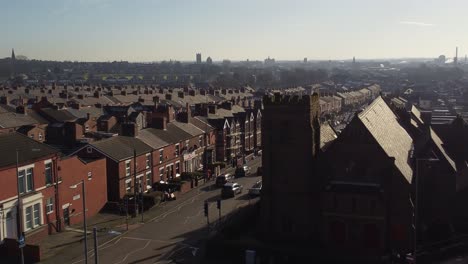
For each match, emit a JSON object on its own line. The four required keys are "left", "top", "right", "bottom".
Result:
{"left": 16, "top": 149, "right": 24, "bottom": 264}
{"left": 93, "top": 227, "right": 99, "bottom": 264}
{"left": 133, "top": 149, "right": 138, "bottom": 217}
{"left": 217, "top": 200, "right": 221, "bottom": 221}
{"left": 140, "top": 182, "right": 144, "bottom": 222}
{"left": 81, "top": 180, "right": 88, "bottom": 264}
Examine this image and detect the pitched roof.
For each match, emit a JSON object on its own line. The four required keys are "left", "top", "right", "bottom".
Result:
{"left": 40, "top": 108, "right": 77, "bottom": 122}
{"left": 430, "top": 128, "right": 456, "bottom": 171}
{"left": 0, "top": 132, "right": 59, "bottom": 167}
{"left": 0, "top": 112, "right": 41, "bottom": 128}
{"left": 358, "top": 97, "right": 414, "bottom": 182}
{"left": 320, "top": 122, "right": 337, "bottom": 150}
{"left": 145, "top": 123, "right": 192, "bottom": 144}
{"left": 90, "top": 136, "right": 152, "bottom": 161}
{"left": 137, "top": 129, "right": 170, "bottom": 150}
{"left": 171, "top": 121, "right": 204, "bottom": 136}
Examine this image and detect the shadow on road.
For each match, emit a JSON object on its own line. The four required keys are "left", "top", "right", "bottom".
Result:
{"left": 127, "top": 253, "right": 162, "bottom": 264}
{"left": 205, "top": 194, "right": 222, "bottom": 203}
{"left": 235, "top": 193, "right": 252, "bottom": 201}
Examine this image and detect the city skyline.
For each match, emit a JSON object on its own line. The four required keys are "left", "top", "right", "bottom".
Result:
{"left": 2, "top": 0, "right": 468, "bottom": 61}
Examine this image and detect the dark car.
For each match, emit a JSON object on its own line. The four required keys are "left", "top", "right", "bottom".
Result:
{"left": 221, "top": 182, "right": 243, "bottom": 198}
{"left": 215, "top": 174, "right": 232, "bottom": 188}
{"left": 256, "top": 166, "right": 263, "bottom": 176}
{"left": 235, "top": 167, "right": 246, "bottom": 178}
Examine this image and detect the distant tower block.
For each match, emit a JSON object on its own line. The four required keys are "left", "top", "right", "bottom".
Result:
{"left": 454, "top": 47, "right": 458, "bottom": 65}
{"left": 196, "top": 53, "right": 202, "bottom": 64}
{"left": 11, "top": 49, "right": 16, "bottom": 60}
{"left": 353, "top": 56, "right": 356, "bottom": 64}
{"left": 303, "top": 57, "right": 307, "bottom": 63}
{"left": 206, "top": 56, "right": 213, "bottom": 64}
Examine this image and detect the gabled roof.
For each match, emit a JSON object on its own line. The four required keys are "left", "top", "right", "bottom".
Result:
{"left": 0, "top": 112, "right": 41, "bottom": 128}
{"left": 143, "top": 123, "right": 192, "bottom": 144}
{"left": 358, "top": 96, "right": 414, "bottom": 182}
{"left": 320, "top": 122, "right": 337, "bottom": 151}
{"left": 430, "top": 128, "right": 456, "bottom": 171}
{"left": 137, "top": 129, "right": 170, "bottom": 150}
{"left": 0, "top": 132, "right": 59, "bottom": 168}
{"left": 40, "top": 108, "right": 77, "bottom": 122}
{"left": 89, "top": 136, "right": 152, "bottom": 162}
{"left": 171, "top": 121, "right": 204, "bottom": 137}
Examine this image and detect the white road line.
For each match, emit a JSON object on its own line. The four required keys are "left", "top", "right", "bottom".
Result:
{"left": 114, "top": 240, "right": 151, "bottom": 264}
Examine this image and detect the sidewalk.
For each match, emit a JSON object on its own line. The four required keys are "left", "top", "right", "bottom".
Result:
{"left": 38, "top": 155, "right": 262, "bottom": 262}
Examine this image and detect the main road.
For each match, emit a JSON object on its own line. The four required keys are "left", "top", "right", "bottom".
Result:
{"left": 43, "top": 157, "right": 262, "bottom": 264}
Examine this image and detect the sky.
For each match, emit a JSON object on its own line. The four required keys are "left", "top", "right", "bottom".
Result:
{"left": 1, "top": 0, "right": 468, "bottom": 62}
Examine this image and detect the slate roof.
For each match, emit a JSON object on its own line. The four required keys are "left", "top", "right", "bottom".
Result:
{"left": 358, "top": 96, "right": 414, "bottom": 182}
{"left": 320, "top": 122, "right": 338, "bottom": 150}
{"left": 171, "top": 121, "right": 204, "bottom": 136}
{"left": 90, "top": 136, "right": 153, "bottom": 162}
{"left": 145, "top": 123, "right": 192, "bottom": 144}
{"left": 0, "top": 132, "right": 59, "bottom": 167}
{"left": 137, "top": 129, "right": 170, "bottom": 150}
{"left": 0, "top": 112, "right": 41, "bottom": 128}
{"left": 40, "top": 108, "right": 77, "bottom": 122}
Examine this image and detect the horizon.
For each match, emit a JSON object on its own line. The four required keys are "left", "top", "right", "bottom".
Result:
{"left": 2, "top": 0, "right": 468, "bottom": 62}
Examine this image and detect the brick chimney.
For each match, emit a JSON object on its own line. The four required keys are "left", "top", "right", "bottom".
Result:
{"left": 178, "top": 91, "right": 184, "bottom": 98}
{"left": 208, "top": 105, "right": 216, "bottom": 114}
{"left": 121, "top": 90, "right": 127, "bottom": 96}
{"left": 77, "top": 94, "right": 84, "bottom": 99}
{"left": 221, "top": 89, "right": 227, "bottom": 95}
{"left": 165, "top": 93, "right": 172, "bottom": 100}
{"left": 153, "top": 96, "right": 160, "bottom": 105}
{"left": 93, "top": 91, "right": 100, "bottom": 98}
{"left": 138, "top": 96, "right": 145, "bottom": 103}
{"left": 200, "top": 89, "right": 206, "bottom": 96}
{"left": 121, "top": 122, "right": 138, "bottom": 137}
{"left": 188, "top": 90, "right": 196, "bottom": 96}
{"left": 152, "top": 117, "right": 167, "bottom": 130}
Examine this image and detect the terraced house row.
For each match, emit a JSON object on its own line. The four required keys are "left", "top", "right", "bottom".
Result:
{"left": 0, "top": 84, "right": 262, "bottom": 257}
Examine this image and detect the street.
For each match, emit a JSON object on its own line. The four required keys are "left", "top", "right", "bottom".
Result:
{"left": 42, "top": 157, "right": 262, "bottom": 264}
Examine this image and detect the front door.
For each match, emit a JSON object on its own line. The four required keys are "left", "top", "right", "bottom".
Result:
{"left": 63, "top": 208, "right": 70, "bottom": 226}
{"left": 5, "top": 210, "right": 17, "bottom": 239}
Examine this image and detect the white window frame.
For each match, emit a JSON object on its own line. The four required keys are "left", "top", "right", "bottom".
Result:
{"left": 146, "top": 171, "right": 152, "bottom": 190}
{"left": 159, "top": 149, "right": 164, "bottom": 164}
{"left": 38, "top": 133, "right": 43, "bottom": 141}
{"left": 45, "top": 161, "right": 53, "bottom": 185}
{"left": 159, "top": 168, "right": 164, "bottom": 181}
{"left": 125, "top": 178, "right": 132, "bottom": 192}
{"left": 125, "top": 160, "right": 131, "bottom": 177}
{"left": 18, "top": 164, "right": 35, "bottom": 194}
{"left": 87, "top": 171, "right": 92, "bottom": 180}
{"left": 146, "top": 153, "right": 151, "bottom": 169}
{"left": 46, "top": 197, "right": 54, "bottom": 214}
{"left": 22, "top": 193, "right": 43, "bottom": 232}
{"left": 175, "top": 144, "right": 180, "bottom": 157}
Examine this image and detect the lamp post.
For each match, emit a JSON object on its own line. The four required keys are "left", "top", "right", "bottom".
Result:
{"left": 414, "top": 158, "right": 438, "bottom": 264}
{"left": 70, "top": 180, "right": 87, "bottom": 264}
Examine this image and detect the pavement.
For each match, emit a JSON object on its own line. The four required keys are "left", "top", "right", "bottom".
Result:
{"left": 40, "top": 156, "right": 262, "bottom": 264}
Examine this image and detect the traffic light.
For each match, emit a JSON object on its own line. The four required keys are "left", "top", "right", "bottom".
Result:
{"left": 217, "top": 199, "right": 221, "bottom": 209}
{"left": 204, "top": 201, "right": 208, "bottom": 217}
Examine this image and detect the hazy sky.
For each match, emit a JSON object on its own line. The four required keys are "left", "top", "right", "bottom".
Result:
{"left": 1, "top": 0, "right": 467, "bottom": 62}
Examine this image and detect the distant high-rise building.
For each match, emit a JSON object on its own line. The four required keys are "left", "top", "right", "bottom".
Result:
{"left": 11, "top": 49, "right": 16, "bottom": 60}
{"left": 196, "top": 53, "right": 202, "bottom": 64}
{"left": 303, "top": 57, "right": 307, "bottom": 63}
{"left": 264, "top": 56, "right": 275, "bottom": 66}
{"left": 206, "top": 56, "right": 213, "bottom": 64}
{"left": 352, "top": 56, "right": 356, "bottom": 64}
{"left": 454, "top": 47, "right": 458, "bottom": 66}
{"left": 10, "top": 48, "right": 16, "bottom": 77}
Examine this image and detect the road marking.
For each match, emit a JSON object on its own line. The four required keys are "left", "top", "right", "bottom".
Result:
{"left": 114, "top": 240, "right": 151, "bottom": 264}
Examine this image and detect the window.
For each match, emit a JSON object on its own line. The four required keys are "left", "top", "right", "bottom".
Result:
{"left": 87, "top": 171, "right": 92, "bottom": 180}
{"left": 125, "top": 160, "right": 131, "bottom": 177}
{"left": 33, "top": 203, "right": 41, "bottom": 226}
{"left": 45, "top": 162, "right": 53, "bottom": 185}
{"left": 146, "top": 154, "right": 151, "bottom": 169}
{"left": 25, "top": 206, "right": 32, "bottom": 230}
{"left": 126, "top": 179, "right": 132, "bottom": 193}
{"left": 46, "top": 197, "right": 54, "bottom": 214}
{"left": 26, "top": 168, "right": 34, "bottom": 192}
{"left": 18, "top": 170, "right": 25, "bottom": 194}
{"left": 185, "top": 140, "right": 189, "bottom": 149}
{"left": 39, "top": 133, "right": 43, "bottom": 141}
{"left": 30, "top": 134, "right": 34, "bottom": 139}
{"left": 175, "top": 144, "right": 180, "bottom": 157}
{"left": 159, "top": 168, "right": 164, "bottom": 181}
{"left": 175, "top": 162, "right": 180, "bottom": 174}
{"left": 159, "top": 150, "right": 163, "bottom": 164}
{"left": 198, "top": 136, "right": 203, "bottom": 147}
{"left": 146, "top": 172, "right": 152, "bottom": 189}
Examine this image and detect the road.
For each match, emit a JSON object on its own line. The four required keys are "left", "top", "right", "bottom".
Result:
{"left": 43, "top": 157, "right": 262, "bottom": 264}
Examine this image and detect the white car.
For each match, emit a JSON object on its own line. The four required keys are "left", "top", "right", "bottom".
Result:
{"left": 248, "top": 180, "right": 262, "bottom": 196}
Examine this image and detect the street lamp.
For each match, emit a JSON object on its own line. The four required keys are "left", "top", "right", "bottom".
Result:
{"left": 414, "top": 158, "right": 438, "bottom": 264}
{"left": 70, "top": 180, "right": 87, "bottom": 264}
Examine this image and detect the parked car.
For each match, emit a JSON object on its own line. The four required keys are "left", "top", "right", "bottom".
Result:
{"left": 235, "top": 167, "right": 246, "bottom": 178}
{"left": 215, "top": 174, "right": 232, "bottom": 187}
{"left": 221, "top": 182, "right": 243, "bottom": 198}
{"left": 243, "top": 165, "right": 251, "bottom": 175}
{"left": 256, "top": 166, "right": 263, "bottom": 176}
{"left": 248, "top": 180, "right": 262, "bottom": 196}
